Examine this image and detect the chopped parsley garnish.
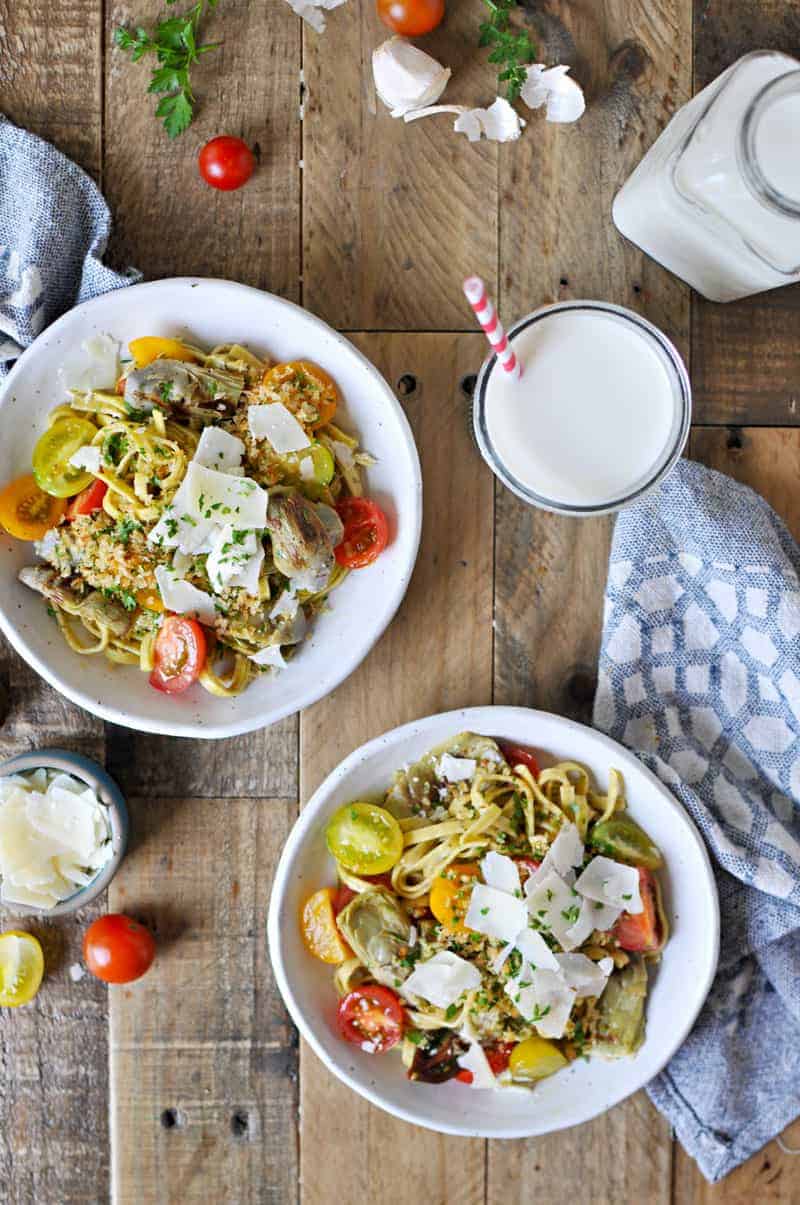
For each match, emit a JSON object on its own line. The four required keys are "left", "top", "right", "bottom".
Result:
{"left": 113, "top": 517, "right": 141, "bottom": 545}
{"left": 561, "top": 905, "right": 580, "bottom": 925}
{"left": 158, "top": 381, "right": 173, "bottom": 405}
{"left": 445, "top": 1004, "right": 458, "bottom": 1021}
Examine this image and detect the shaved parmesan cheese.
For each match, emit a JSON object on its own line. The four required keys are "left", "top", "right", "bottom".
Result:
{"left": 69, "top": 445, "right": 102, "bottom": 474}
{"left": 514, "top": 927, "right": 560, "bottom": 972}
{"left": 481, "top": 851, "right": 521, "bottom": 896}
{"left": 270, "top": 589, "right": 299, "bottom": 621}
{"left": 250, "top": 645, "right": 288, "bottom": 670}
{"left": 61, "top": 333, "right": 120, "bottom": 393}
{"left": 206, "top": 525, "right": 264, "bottom": 595}
{"left": 565, "top": 896, "right": 622, "bottom": 947}
{"left": 437, "top": 754, "right": 476, "bottom": 782}
{"left": 248, "top": 402, "right": 310, "bottom": 453}
{"left": 507, "top": 967, "right": 576, "bottom": 1038}
{"left": 193, "top": 426, "right": 245, "bottom": 472}
{"left": 401, "top": 950, "right": 481, "bottom": 1009}
{"left": 154, "top": 566, "right": 216, "bottom": 624}
{"left": 525, "top": 869, "right": 584, "bottom": 951}
{"left": 574, "top": 856, "right": 643, "bottom": 913}
{"left": 554, "top": 953, "right": 613, "bottom": 999}
{"left": 184, "top": 463, "right": 268, "bottom": 529}
{"left": 545, "top": 821, "right": 585, "bottom": 876}
{"left": 148, "top": 481, "right": 216, "bottom": 555}
{"left": 0, "top": 768, "right": 112, "bottom": 909}
{"left": 464, "top": 883, "right": 527, "bottom": 944}
{"left": 457, "top": 1019, "right": 499, "bottom": 1090}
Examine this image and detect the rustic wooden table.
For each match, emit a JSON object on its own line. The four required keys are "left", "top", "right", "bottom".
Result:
{"left": 1, "top": 0, "right": 799, "bottom": 1201}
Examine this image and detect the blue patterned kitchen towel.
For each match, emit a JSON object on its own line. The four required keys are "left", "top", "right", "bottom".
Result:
{"left": 594, "top": 457, "right": 800, "bottom": 1182}
{"left": 0, "top": 115, "right": 139, "bottom": 374}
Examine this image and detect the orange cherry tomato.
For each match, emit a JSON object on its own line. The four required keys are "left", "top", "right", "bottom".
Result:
{"left": 499, "top": 741, "right": 541, "bottom": 778}
{"left": 429, "top": 862, "right": 480, "bottom": 931}
{"left": 261, "top": 361, "right": 338, "bottom": 430}
{"left": 377, "top": 0, "right": 445, "bottom": 36}
{"left": 135, "top": 587, "right": 165, "bottom": 613}
{"left": 337, "top": 985, "right": 404, "bottom": 1053}
{"left": 83, "top": 914, "right": 156, "bottom": 984}
{"left": 66, "top": 479, "right": 108, "bottom": 519}
{"left": 149, "top": 615, "right": 207, "bottom": 694}
{"left": 302, "top": 888, "right": 351, "bottom": 964}
{"left": 613, "top": 868, "right": 663, "bottom": 952}
{"left": 0, "top": 474, "right": 66, "bottom": 540}
{"left": 128, "top": 337, "right": 198, "bottom": 369}
{"left": 334, "top": 497, "right": 389, "bottom": 569}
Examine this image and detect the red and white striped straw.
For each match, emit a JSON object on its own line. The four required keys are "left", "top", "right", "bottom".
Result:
{"left": 463, "top": 276, "right": 521, "bottom": 380}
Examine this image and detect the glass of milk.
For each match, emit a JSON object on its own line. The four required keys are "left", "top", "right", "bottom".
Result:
{"left": 472, "top": 301, "right": 691, "bottom": 517}
{"left": 613, "top": 51, "right": 800, "bottom": 302}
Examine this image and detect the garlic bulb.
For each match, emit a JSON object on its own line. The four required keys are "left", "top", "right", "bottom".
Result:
{"left": 520, "top": 64, "right": 585, "bottom": 123}
{"left": 405, "top": 97, "right": 525, "bottom": 143}
{"left": 372, "top": 36, "right": 451, "bottom": 118}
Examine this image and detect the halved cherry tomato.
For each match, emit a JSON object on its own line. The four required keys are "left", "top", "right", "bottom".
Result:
{"left": 0, "top": 931, "right": 45, "bottom": 1006}
{"left": 66, "top": 479, "right": 108, "bottom": 519}
{"left": 377, "top": 0, "right": 445, "bottom": 36}
{"left": 499, "top": 742, "right": 541, "bottom": 778}
{"left": 332, "top": 884, "right": 356, "bottom": 916}
{"left": 198, "top": 136, "right": 255, "bottom": 192}
{"left": 301, "top": 888, "right": 351, "bottom": 964}
{"left": 337, "top": 984, "right": 404, "bottom": 1052}
{"left": 455, "top": 1068, "right": 474, "bottom": 1084}
{"left": 613, "top": 868, "right": 663, "bottom": 953}
{"left": 32, "top": 417, "right": 99, "bottom": 497}
{"left": 508, "top": 1034, "right": 568, "bottom": 1083}
{"left": 334, "top": 497, "right": 389, "bottom": 569}
{"left": 515, "top": 858, "right": 541, "bottom": 885}
{"left": 261, "top": 360, "right": 338, "bottom": 430}
{"left": 485, "top": 1042, "right": 516, "bottom": 1076}
{"left": 149, "top": 615, "right": 207, "bottom": 694}
{"left": 325, "top": 802, "right": 403, "bottom": 875}
{"left": 83, "top": 914, "right": 156, "bottom": 984}
{"left": 128, "top": 337, "right": 198, "bottom": 369}
{"left": 135, "top": 587, "right": 165, "bottom": 613}
{"left": 429, "top": 862, "right": 480, "bottom": 931}
{"left": 0, "top": 474, "right": 66, "bottom": 540}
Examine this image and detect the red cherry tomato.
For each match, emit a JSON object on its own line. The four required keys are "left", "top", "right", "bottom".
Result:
{"left": 83, "top": 914, "right": 156, "bottom": 984}
{"left": 613, "top": 868, "right": 663, "bottom": 952}
{"left": 377, "top": 0, "right": 445, "bottom": 36}
{"left": 455, "top": 1068, "right": 474, "bottom": 1084}
{"left": 485, "top": 1042, "right": 515, "bottom": 1076}
{"left": 66, "top": 479, "right": 108, "bottom": 519}
{"left": 149, "top": 615, "right": 207, "bottom": 694}
{"left": 337, "top": 985, "right": 404, "bottom": 1053}
{"left": 334, "top": 497, "right": 389, "bottom": 569}
{"left": 499, "top": 741, "right": 541, "bottom": 778}
{"left": 198, "top": 136, "right": 255, "bottom": 191}
{"left": 332, "top": 885, "right": 356, "bottom": 916}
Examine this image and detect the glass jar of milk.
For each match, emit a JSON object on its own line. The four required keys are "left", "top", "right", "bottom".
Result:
{"left": 613, "top": 51, "right": 800, "bottom": 302}
{"left": 472, "top": 301, "right": 691, "bottom": 516}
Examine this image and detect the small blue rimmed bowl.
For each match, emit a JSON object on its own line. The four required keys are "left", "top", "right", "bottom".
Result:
{"left": 0, "top": 748, "right": 129, "bottom": 917}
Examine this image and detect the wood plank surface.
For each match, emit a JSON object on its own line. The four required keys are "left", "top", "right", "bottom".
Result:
{"left": 298, "top": 332, "right": 494, "bottom": 1205}
{"left": 108, "top": 794, "right": 298, "bottom": 1204}
{"left": 690, "top": 1, "right": 800, "bottom": 426}
{"left": 302, "top": 4, "right": 498, "bottom": 330}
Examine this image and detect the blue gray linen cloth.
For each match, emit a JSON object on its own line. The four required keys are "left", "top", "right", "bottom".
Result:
{"left": 594, "top": 458, "right": 800, "bottom": 1181}
{"left": 0, "top": 115, "right": 138, "bottom": 376}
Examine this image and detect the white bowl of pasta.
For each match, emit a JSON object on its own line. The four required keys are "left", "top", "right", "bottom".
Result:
{"left": 0, "top": 278, "right": 421, "bottom": 737}
{"left": 267, "top": 705, "right": 719, "bottom": 1138}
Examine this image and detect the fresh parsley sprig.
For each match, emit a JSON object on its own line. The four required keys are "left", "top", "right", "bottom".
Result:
{"left": 114, "top": 0, "right": 222, "bottom": 139}
{"left": 478, "top": 0, "right": 537, "bottom": 102}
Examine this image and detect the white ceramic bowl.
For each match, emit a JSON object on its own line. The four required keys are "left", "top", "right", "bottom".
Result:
{"left": 268, "top": 706, "right": 720, "bottom": 1139}
{"left": 0, "top": 279, "right": 422, "bottom": 738}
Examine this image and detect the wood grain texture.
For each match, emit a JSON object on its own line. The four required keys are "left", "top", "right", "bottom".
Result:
{"left": 0, "top": 0, "right": 102, "bottom": 176}
{"left": 109, "top": 794, "right": 298, "bottom": 1205}
{"left": 298, "top": 333, "right": 493, "bottom": 1205}
{"left": 691, "top": 1, "right": 800, "bottom": 426}
{"left": 501, "top": 0, "right": 691, "bottom": 363}
{"left": 104, "top": 0, "right": 301, "bottom": 295}
{"left": 302, "top": 4, "right": 498, "bottom": 330}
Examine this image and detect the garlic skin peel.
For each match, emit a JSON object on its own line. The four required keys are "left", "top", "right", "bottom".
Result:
{"left": 286, "top": 0, "right": 346, "bottom": 34}
{"left": 373, "top": 36, "right": 451, "bottom": 118}
{"left": 405, "top": 97, "right": 525, "bottom": 143}
{"left": 520, "top": 64, "right": 586, "bottom": 123}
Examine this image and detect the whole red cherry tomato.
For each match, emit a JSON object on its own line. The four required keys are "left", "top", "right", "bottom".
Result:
{"left": 377, "top": 0, "right": 445, "bottom": 36}
{"left": 83, "top": 914, "right": 156, "bottom": 984}
{"left": 198, "top": 136, "right": 255, "bottom": 191}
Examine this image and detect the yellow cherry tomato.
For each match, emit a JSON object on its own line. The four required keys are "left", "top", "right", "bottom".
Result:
{"left": 429, "top": 863, "right": 481, "bottom": 932}
{"left": 135, "top": 587, "right": 164, "bottom": 612}
{"left": 128, "top": 337, "right": 198, "bottom": 369}
{"left": 261, "top": 360, "right": 338, "bottom": 430}
{"left": 508, "top": 1035, "right": 568, "bottom": 1083}
{"left": 301, "top": 888, "right": 351, "bottom": 964}
{"left": 32, "top": 417, "right": 99, "bottom": 498}
{"left": 0, "top": 474, "right": 67, "bottom": 540}
{"left": 325, "top": 802, "right": 403, "bottom": 875}
{"left": 0, "top": 931, "right": 45, "bottom": 1007}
